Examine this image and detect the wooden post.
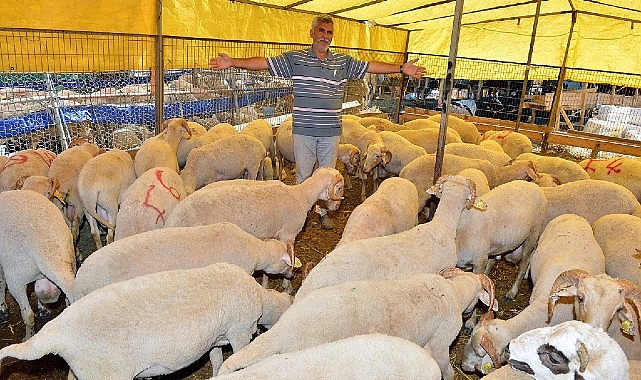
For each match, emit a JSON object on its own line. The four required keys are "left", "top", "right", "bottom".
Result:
{"left": 516, "top": 0, "right": 542, "bottom": 131}
{"left": 547, "top": 11, "right": 577, "bottom": 132}
{"left": 579, "top": 82, "right": 588, "bottom": 127}
{"left": 429, "top": 0, "right": 464, "bottom": 221}
{"left": 153, "top": 0, "right": 164, "bottom": 134}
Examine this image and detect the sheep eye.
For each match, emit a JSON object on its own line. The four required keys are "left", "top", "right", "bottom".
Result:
{"left": 577, "top": 295, "right": 584, "bottom": 303}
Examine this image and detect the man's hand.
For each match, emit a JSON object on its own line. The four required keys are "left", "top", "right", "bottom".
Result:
{"left": 402, "top": 58, "right": 426, "bottom": 79}
{"left": 209, "top": 53, "right": 232, "bottom": 70}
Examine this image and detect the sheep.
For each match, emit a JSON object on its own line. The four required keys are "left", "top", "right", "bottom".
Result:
{"left": 0, "top": 189, "right": 76, "bottom": 341}
{"left": 396, "top": 128, "right": 463, "bottom": 154}
{"left": 367, "top": 121, "right": 410, "bottom": 132}
{"left": 516, "top": 152, "right": 590, "bottom": 183}
{"left": 240, "top": 118, "right": 277, "bottom": 178}
{"left": 507, "top": 320, "right": 629, "bottom": 379}
{"left": 0, "top": 262, "right": 292, "bottom": 379}
{"left": 427, "top": 113, "right": 482, "bottom": 144}
{"left": 377, "top": 130, "right": 427, "bottom": 176}
{"left": 113, "top": 166, "right": 187, "bottom": 241}
{"left": 13, "top": 175, "right": 64, "bottom": 203}
{"left": 479, "top": 138, "right": 505, "bottom": 152}
{"left": 176, "top": 120, "right": 207, "bottom": 168}
{"left": 340, "top": 118, "right": 390, "bottom": 200}
{"left": 461, "top": 214, "right": 605, "bottom": 375}
{"left": 482, "top": 130, "right": 533, "bottom": 160}
{"left": 399, "top": 153, "right": 538, "bottom": 213}
{"left": 480, "top": 365, "right": 535, "bottom": 379}
{"left": 457, "top": 168, "right": 491, "bottom": 195}
{"left": 219, "top": 268, "right": 495, "bottom": 380}
{"left": 445, "top": 142, "right": 512, "bottom": 166}
{"left": 134, "top": 117, "right": 191, "bottom": 176}
{"left": 541, "top": 179, "right": 640, "bottom": 229}
{"left": 0, "top": 148, "right": 56, "bottom": 191}
{"left": 73, "top": 222, "right": 296, "bottom": 299}
{"left": 180, "top": 133, "right": 268, "bottom": 194}
{"left": 456, "top": 180, "right": 548, "bottom": 302}
{"left": 337, "top": 177, "right": 419, "bottom": 246}
{"left": 77, "top": 148, "right": 137, "bottom": 249}
{"left": 0, "top": 155, "right": 7, "bottom": 170}
{"left": 295, "top": 174, "right": 487, "bottom": 301}
{"left": 592, "top": 213, "right": 641, "bottom": 286}
{"left": 534, "top": 172, "right": 562, "bottom": 187}
{"left": 580, "top": 156, "right": 641, "bottom": 202}
{"left": 403, "top": 118, "right": 441, "bottom": 130}
{"left": 358, "top": 116, "right": 398, "bottom": 130}
{"left": 47, "top": 141, "right": 102, "bottom": 243}
{"left": 211, "top": 334, "right": 441, "bottom": 380}
{"left": 167, "top": 167, "right": 344, "bottom": 244}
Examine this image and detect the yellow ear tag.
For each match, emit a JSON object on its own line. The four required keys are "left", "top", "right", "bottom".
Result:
{"left": 621, "top": 320, "right": 633, "bottom": 335}
{"left": 473, "top": 199, "right": 488, "bottom": 210}
{"left": 481, "top": 362, "right": 493, "bottom": 374}
{"left": 294, "top": 257, "right": 302, "bottom": 268}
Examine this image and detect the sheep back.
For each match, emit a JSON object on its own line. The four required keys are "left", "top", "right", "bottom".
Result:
{"left": 427, "top": 114, "right": 481, "bottom": 144}
{"left": 0, "top": 149, "right": 56, "bottom": 191}
{"left": 580, "top": 157, "right": 641, "bottom": 202}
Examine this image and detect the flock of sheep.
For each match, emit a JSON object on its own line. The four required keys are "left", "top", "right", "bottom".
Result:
{"left": 0, "top": 110, "right": 641, "bottom": 379}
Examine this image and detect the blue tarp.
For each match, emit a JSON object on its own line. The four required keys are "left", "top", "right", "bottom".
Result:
{"left": 0, "top": 87, "right": 292, "bottom": 138}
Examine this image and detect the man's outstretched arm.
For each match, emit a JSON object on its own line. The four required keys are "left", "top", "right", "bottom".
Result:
{"left": 209, "top": 53, "right": 268, "bottom": 71}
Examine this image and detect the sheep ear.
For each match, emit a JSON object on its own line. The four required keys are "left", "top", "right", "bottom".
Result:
{"left": 12, "top": 176, "right": 27, "bottom": 190}
{"left": 577, "top": 340, "right": 589, "bottom": 373}
{"left": 478, "top": 291, "right": 498, "bottom": 312}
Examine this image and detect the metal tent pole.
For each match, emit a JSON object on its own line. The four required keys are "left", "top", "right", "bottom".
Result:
{"left": 516, "top": 0, "right": 542, "bottom": 131}
{"left": 153, "top": 0, "right": 164, "bottom": 134}
{"left": 429, "top": 0, "right": 464, "bottom": 221}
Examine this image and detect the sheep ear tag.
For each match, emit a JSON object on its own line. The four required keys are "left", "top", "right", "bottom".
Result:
{"left": 472, "top": 198, "right": 488, "bottom": 210}
{"left": 481, "top": 362, "right": 493, "bottom": 374}
{"left": 293, "top": 257, "right": 302, "bottom": 268}
{"left": 426, "top": 185, "right": 437, "bottom": 195}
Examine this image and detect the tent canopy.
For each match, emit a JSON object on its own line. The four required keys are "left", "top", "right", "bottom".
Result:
{"left": 1, "top": 0, "right": 640, "bottom": 85}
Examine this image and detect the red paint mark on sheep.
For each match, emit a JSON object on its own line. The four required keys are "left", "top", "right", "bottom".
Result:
{"left": 605, "top": 158, "right": 624, "bottom": 175}
{"left": 583, "top": 158, "right": 597, "bottom": 173}
{"left": 2, "top": 154, "right": 29, "bottom": 172}
{"left": 143, "top": 184, "right": 167, "bottom": 225}
{"left": 34, "top": 150, "right": 56, "bottom": 167}
{"left": 155, "top": 169, "right": 181, "bottom": 200}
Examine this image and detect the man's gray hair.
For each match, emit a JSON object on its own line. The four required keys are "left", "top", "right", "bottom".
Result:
{"left": 312, "top": 14, "right": 334, "bottom": 29}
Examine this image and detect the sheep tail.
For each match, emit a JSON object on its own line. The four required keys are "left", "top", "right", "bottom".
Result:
{"left": 84, "top": 194, "right": 115, "bottom": 230}
{"left": 0, "top": 337, "right": 53, "bottom": 367}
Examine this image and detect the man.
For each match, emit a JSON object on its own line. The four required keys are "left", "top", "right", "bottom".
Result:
{"left": 210, "top": 14, "right": 425, "bottom": 229}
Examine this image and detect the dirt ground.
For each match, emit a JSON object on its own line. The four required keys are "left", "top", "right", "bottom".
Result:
{"left": 0, "top": 165, "right": 533, "bottom": 380}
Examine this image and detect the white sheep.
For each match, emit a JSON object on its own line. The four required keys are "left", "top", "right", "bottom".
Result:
{"left": 479, "top": 138, "right": 506, "bottom": 152}
{"left": 211, "top": 334, "right": 441, "bottom": 380}
{"left": 176, "top": 120, "right": 208, "bottom": 168}
{"left": 541, "top": 179, "right": 640, "bottom": 229}
{"left": 377, "top": 130, "right": 427, "bottom": 176}
{"left": 427, "top": 113, "right": 482, "bottom": 144}
{"left": 580, "top": 156, "right": 641, "bottom": 202}
{"left": 482, "top": 130, "right": 533, "bottom": 160}
{"left": 456, "top": 180, "right": 548, "bottom": 301}
{"left": 113, "top": 166, "right": 187, "bottom": 241}
{"left": 47, "top": 141, "right": 102, "bottom": 242}
{"left": 507, "top": 320, "right": 629, "bottom": 379}
{"left": 180, "top": 133, "right": 268, "bottom": 194}
{"left": 240, "top": 118, "right": 277, "bottom": 178}
{"left": 461, "top": 214, "right": 605, "bottom": 375}
{"left": 295, "top": 174, "right": 487, "bottom": 301}
{"left": 0, "top": 262, "right": 292, "bottom": 379}
{"left": 14, "top": 175, "right": 64, "bottom": 203}
{"left": 516, "top": 152, "right": 590, "bottom": 183}
{"left": 399, "top": 153, "right": 538, "bottom": 213}
{"left": 0, "top": 155, "right": 7, "bottom": 171}
{"left": 445, "top": 142, "right": 512, "bottom": 166}
{"left": 73, "top": 222, "right": 296, "bottom": 299}
{"left": 219, "top": 268, "right": 495, "bottom": 380}
{"left": 535, "top": 172, "right": 562, "bottom": 187}
{"left": 0, "top": 189, "right": 76, "bottom": 341}
{"left": 402, "top": 117, "right": 441, "bottom": 130}
{"left": 337, "top": 177, "right": 419, "bottom": 246}
{"left": 0, "top": 148, "right": 56, "bottom": 191}
{"left": 77, "top": 148, "right": 137, "bottom": 249}
{"left": 592, "top": 213, "right": 641, "bottom": 286}
{"left": 134, "top": 117, "right": 191, "bottom": 177}
{"left": 396, "top": 128, "right": 463, "bottom": 154}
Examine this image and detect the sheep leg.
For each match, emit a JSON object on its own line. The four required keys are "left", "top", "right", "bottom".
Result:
{"left": 464, "top": 258, "right": 489, "bottom": 332}
{"left": 86, "top": 214, "right": 103, "bottom": 249}
{"left": 360, "top": 173, "right": 367, "bottom": 202}
{"left": 484, "top": 257, "right": 498, "bottom": 275}
{"left": 227, "top": 327, "right": 254, "bottom": 354}
{"left": 426, "top": 342, "right": 455, "bottom": 380}
{"left": 506, "top": 241, "right": 536, "bottom": 301}
{"left": 209, "top": 347, "right": 224, "bottom": 376}
{"left": 0, "top": 267, "right": 7, "bottom": 322}
{"left": 261, "top": 274, "right": 269, "bottom": 288}
{"left": 7, "top": 282, "right": 34, "bottom": 341}
{"left": 281, "top": 278, "right": 292, "bottom": 295}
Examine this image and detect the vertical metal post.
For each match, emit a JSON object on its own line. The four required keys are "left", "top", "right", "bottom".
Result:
{"left": 516, "top": 0, "right": 542, "bottom": 131}
{"left": 395, "top": 31, "right": 412, "bottom": 123}
{"left": 547, "top": 11, "right": 577, "bottom": 133}
{"left": 429, "top": 0, "right": 464, "bottom": 220}
{"left": 45, "top": 74, "right": 69, "bottom": 150}
{"left": 154, "top": 0, "right": 164, "bottom": 134}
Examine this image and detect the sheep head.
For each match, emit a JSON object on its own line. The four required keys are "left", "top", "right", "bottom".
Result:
{"left": 428, "top": 175, "right": 487, "bottom": 210}
{"left": 361, "top": 143, "right": 388, "bottom": 173}
{"left": 324, "top": 171, "right": 345, "bottom": 211}
{"left": 548, "top": 269, "right": 590, "bottom": 323}
{"left": 461, "top": 311, "right": 505, "bottom": 374}
{"left": 439, "top": 267, "right": 497, "bottom": 314}
{"left": 161, "top": 118, "right": 193, "bottom": 141}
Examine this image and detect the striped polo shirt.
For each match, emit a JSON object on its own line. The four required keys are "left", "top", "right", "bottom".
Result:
{"left": 267, "top": 47, "right": 369, "bottom": 137}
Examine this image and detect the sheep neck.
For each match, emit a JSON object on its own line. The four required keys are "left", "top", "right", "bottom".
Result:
{"left": 292, "top": 171, "right": 334, "bottom": 210}
{"left": 429, "top": 186, "right": 471, "bottom": 233}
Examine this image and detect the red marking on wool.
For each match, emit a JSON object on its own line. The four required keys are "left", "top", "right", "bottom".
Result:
{"left": 143, "top": 184, "right": 167, "bottom": 225}
{"left": 2, "top": 154, "right": 29, "bottom": 172}
{"left": 583, "top": 159, "right": 597, "bottom": 173}
{"left": 605, "top": 158, "right": 624, "bottom": 175}
{"left": 34, "top": 150, "right": 56, "bottom": 166}
{"left": 155, "top": 169, "right": 181, "bottom": 200}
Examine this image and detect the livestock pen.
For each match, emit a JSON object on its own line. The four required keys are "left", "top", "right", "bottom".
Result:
{"left": 1, "top": 1, "right": 641, "bottom": 379}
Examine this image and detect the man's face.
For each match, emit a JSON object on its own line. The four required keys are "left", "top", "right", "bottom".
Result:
{"left": 310, "top": 21, "right": 333, "bottom": 51}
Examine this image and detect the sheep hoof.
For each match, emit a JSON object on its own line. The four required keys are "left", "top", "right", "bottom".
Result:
{"left": 504, "top": 293, "right": 516, "bottom": 302}
{"left": 0, "top": 310, "right": 8, "bottom": 322}
{"left": 35, "top": 306, "right": 53, "bottom": 321}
